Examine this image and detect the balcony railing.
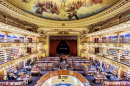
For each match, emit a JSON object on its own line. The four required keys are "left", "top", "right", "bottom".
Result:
{"left": 0, "top": 52, "right": 38, "bottom": 65}
{"left": 35, "top": 70, "right": 90, "bottom": 86}
{"left": 0, "top": 39, "right": 37, "bottom": 43}
{"left": 88, "top": 40, "right": 130, "bottom": 43}
{"left": 89, "top": 52, "right": 130, "bottom": 67}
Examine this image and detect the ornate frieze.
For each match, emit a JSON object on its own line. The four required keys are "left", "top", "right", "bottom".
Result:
{"left": 0, "top": 0, "right": 129, "bottom": 27}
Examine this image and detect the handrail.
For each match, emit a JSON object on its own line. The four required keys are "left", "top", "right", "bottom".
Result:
{"left": 88, "top": 52, "right": 130, "bottom": 69}
{"left": 35, "top": 70, "right": 90, "bottom": 86}
{"left": 0, "top": 39, "right": 37, "bottom": 43}
{"left": 87, "top": 40, "right": 130, "bottom": 43}
{"left": 95, "top": 53, "right": 130, "bottom": 66}
{"left": 0, "top": 51, "right": 38, "bottom": 65}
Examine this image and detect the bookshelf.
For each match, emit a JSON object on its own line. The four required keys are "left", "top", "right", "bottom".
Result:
{"left": 0, "top": 50, "right": 5, "bottom": 64}
{"left": 124, "top": 72, "right": 130, "bottom": 81}
{"left": 0, "top": 81, "right": 25, "bottom": 86}
{"left": 7, "top": 49, "right": 18, "bottom": 61}
{"left": 102, "top": 81, "right": 130, "bottom": 86}
{"left": 120, "top": 50, "right": 130, "bottom": 64}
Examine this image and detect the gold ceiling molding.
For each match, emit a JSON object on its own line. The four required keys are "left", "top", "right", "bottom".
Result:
{"left": 0, "top": 0, "right": 130, "bottom": 28}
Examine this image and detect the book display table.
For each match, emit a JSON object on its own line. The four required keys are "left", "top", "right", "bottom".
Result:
{"left": 86, "top": 68, "right": 97, "bottom": 75}
{"left": 94, "top": 74, "right": 107, "bottom": 83}
{"left": 17, "top": 74, "right": 31, "bottom": 84}
{"left": 101, "top": 72, "right": 112, "bottom": 79}
{"left": 31, "top": 65, "right": 40, "bottom": 75}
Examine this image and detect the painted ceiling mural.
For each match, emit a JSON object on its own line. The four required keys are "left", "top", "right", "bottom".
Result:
{"left": 7, "top": 0, "right": 119, "bottom": 21}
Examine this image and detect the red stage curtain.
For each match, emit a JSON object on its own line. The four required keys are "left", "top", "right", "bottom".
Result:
{"left": 66, "top": 40, "right": 77, "bottom": 56}
{"left": 50, "top": 40, "right": 60, "bottom": 56}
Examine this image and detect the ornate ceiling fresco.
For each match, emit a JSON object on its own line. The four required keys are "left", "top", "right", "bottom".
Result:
{"left": 7, "top": 0, "right": 119, "bottom": 21}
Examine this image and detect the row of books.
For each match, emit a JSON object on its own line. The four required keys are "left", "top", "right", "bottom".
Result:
{"left": 0, "top": 50, "right": 5, "bottom": 63}
{"left": 103, "top": 81, "right": 130, "bottom": 86}
{"left": 0, "top": 82, "right": 24, "bottom": 85}
{"left": 124, "top": 72, "right": 130, "bottom": 80}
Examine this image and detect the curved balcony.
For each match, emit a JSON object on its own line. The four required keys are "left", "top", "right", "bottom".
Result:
{"left": 0, "top": 51, "right": 39, "bottom": 69}
{"left": 87, "top": 52, "right": 130, "bottom": 72}
{"left": 35, "top": 70, "right": 90, "bottom": 86}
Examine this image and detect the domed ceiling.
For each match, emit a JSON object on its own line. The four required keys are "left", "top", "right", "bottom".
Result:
{"left": 7, "top": 0, "right": 119, "bottom": 21}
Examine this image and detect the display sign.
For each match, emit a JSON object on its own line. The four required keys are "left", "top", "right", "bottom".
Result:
{"left": 58, "top": 75, "right": 68, "bottom": 79}
{"left": 127, "top": 15, "right": 130, "bottom": 17}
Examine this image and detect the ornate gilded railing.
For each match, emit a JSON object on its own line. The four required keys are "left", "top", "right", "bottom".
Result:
{"left": 35, "top": 70, "right": 90, "bottom": 86}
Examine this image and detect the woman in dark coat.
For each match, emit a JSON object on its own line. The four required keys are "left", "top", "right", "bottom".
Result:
{"left": 60, "top": 56, "right": 63, "bottom": 62}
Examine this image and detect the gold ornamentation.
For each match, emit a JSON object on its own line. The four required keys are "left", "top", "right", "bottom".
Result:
{"left": 0, "top": 0, "right": 129, "bottom": 27}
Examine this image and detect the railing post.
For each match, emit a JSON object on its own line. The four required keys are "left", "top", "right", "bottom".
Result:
{"left": 117, "top": 49, "right": 121, "bottom": 62}
{"left": 3, "top": 68, "right": 8, "bottom": 80}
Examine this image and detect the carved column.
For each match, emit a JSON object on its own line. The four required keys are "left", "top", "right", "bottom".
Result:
{"left": 35, "top": 36, "right": 38, "bottom": 52}
{"left": 3, "top": 68, "right": 8, "bottom": 80}
{"left": 116, "top": 31, "right": 122, "bottom": 43}
{"left": 24, "top": 47, "right": 27, "bottom": 55}
{"left": 37, "top": 55, "right": 39, "bottom": 60}
{"left": 117, "top": 33, "right": 120, "bottom": 43}
{"left": 4, "top": 32, "right": 10, "bottom": 42}
{"left": 24, "top": 35, "right": 27, "bottom": 43}
{"left": 100, "top": 60, "right": 102, "bottom": 68}
{"left": 117, "top": 49, "right": 121, "bottom": 62}
{"left": 89, "top": 37, "right": 91, "bottom": 43}
{"left": 4, "top": 49, "right": 8, "bottom": 62}
{"left": 117, "top": 68, "right": 121, "bottom": 80}
{"left": 98, "top": 35, "right": 102, "bottom": 43}
{"left": 31, "top": 56, "right": 33, "bottom": 62}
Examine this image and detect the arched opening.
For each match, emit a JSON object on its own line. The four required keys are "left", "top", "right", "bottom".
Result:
{"left": 56, "top": 40, "right": 70, "bottom": 55}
